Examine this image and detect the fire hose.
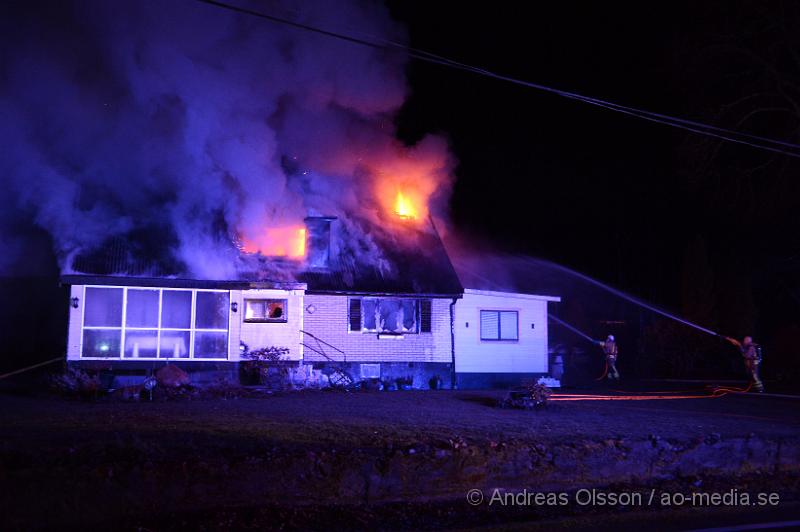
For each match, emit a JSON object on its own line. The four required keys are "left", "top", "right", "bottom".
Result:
{"left": 548, "top": 315, "right": 616, "bottom": 380}
{"left": 550, "top": 383, "right": 753, "bottom": 401}
{"left": 548, "top": 314, "right": 751, "bottom": 386}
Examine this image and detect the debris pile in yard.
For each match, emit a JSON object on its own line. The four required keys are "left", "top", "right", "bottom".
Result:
{"left": 500, "top": 383, "right": 552, "bottom": 410}
{"left": 156, "top": 364, "right": 190, "bottom": 388}
{"left": 50, "top": 367, "right": 101, "bottom": 399}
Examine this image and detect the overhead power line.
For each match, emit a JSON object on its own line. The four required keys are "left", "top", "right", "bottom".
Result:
{"left": 195, "top": 0, "right": 800, "bottom": 159}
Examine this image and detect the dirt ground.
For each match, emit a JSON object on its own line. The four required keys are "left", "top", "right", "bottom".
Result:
{"left": 1, "top": 388, "right": 799, "bottom": 530}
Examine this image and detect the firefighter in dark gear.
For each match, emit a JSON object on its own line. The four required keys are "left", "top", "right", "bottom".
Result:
{"left": 597, "top": 335, "right": 620, "bottom": 380}
{"left": 726, "top": 336, "right": 764, "bottom": 392}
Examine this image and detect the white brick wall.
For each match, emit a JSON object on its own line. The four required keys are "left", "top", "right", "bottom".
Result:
{"left": 303, "top": 295, "right": 454, "bottom": 363}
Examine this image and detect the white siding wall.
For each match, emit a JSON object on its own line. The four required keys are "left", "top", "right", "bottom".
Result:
{"left": 303, "top": 295, "right": 453, "bottom": 363}
{"left": 454, "top": 290, "right": 555, "bottom": 373}
{"left": 232, "top": 288, "right": 304, "bottom": 361}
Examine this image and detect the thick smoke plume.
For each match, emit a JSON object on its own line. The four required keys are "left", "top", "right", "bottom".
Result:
{"left": 0, "top": 0, "right": 454, "bottom": 279}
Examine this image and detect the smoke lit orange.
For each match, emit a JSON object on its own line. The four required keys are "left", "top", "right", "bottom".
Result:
{"left": 394, "top": 191, "right": 417, "bottom": 219}
{"left": 241, "top": 227, "right": 306, "bottom": 258}
{"left": 371, "top": 137, "right": 453, "bottom": 224}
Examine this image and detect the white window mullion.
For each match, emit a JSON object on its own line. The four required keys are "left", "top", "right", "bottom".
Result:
{"left": 156, "top": 289, "right": 163, "bottom": 358}
{"left": 79, "top": 285, "right": 87, "bottom": 357}
{"left": 226, "top": 290, "right": 232, "bottom": 360}
{"left": 189, "top": 290, "right": 197, "bottom": 359}
{"left": 120, "top": 288, "right": 128, "bottom": 358}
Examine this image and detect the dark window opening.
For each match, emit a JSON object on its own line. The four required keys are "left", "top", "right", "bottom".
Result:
{"left": 349, "top": 298, "right": 362, "bottom": 331}
{"left": 420, "top": 299, "right": 432, "bottom": 333}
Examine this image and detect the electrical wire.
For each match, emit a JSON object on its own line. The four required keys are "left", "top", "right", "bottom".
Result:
{"left": 195, "top": 0, "right": 800, "bottom": 159}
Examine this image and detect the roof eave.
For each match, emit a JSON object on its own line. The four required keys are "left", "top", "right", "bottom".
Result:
{"left": 59, "top": 274, "right": 307, "bottom": 291}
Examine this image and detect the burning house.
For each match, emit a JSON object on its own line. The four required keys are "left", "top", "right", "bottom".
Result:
{"left": 3, "top": 0, "right": 561, "bottom": 388}
{"left": 61, "top": 203, "right": 560, "bottom": 389}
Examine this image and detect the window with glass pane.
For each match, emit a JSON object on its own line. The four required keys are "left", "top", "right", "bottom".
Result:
{"left": 159, "top": 331, "right": 190, "bottom": 358}
{"left": 360, "top": 298, "right": 418, "bottom": 333}
{"left": 244, "top": 299, "right": 287, "bottom": 322}
{"left": 82, "top": 287, "right": 229, "bottom": 359}
{"left": 195, "top": 292, "right": 229, "bottom": 329}
{"left": 126, "top": 289, "right": 159, "bottom": 328}
{"left": 362, "top": 299, "right": 378, "bottom": 331}
{"left": 161, "top": 290, "right": 192, "bottom": 329}
{"left": 480, "top": 311, "right": 500, "bottom": 340}
{"left": 194, "top": 331, "right": 228, "bottom": 358}
{"left": 160, "top": 291, "right": 192, "bottom": 358}
{"left": 124, "top": 330, "right": 158, "bottom": 358}
{"left": 499, "top": 311, "right": 519, "bottom": 340}
{"left": 84, "top": 287, "right": 123, "bottom": 327}
{"left": 480, "top": 310, "right": 518, "bottom": 341}
{"left": 82, "top": 329, "right": 121, "bottom": 357}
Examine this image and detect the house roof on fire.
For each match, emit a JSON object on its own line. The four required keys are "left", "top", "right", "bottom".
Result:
{"left": 299, "top": 224, "right": 463, "bottom": 297}
{"left": 60, "top": 220, "right": 463, "bottom": 297}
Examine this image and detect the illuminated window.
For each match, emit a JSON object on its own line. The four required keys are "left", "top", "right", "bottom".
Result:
{"left": 82, "top": 287, "right": 123, "bottom": 357}
{"left": 480, "top": 310, "right": 518, "bottom": 341}
{"left": 81, "top": 287, "right": 229, "bottom": 359}
{"left": 243, "top": 299, "right": 287, "bottom": 323}
{"left": 360, "top": 364, "right": 381, "bottom": 379}
{"left": 193, "top": 292, "right": 230, "bottom": 359}
{"left": 160, "top": 290, "right": 192, "bottom": 358}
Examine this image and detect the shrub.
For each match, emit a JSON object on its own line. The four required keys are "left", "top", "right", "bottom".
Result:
{"left": 51, "top": 367, "right": 102, "bottom": 399}
{"left": 526, "top": 382, "right": 552, "bottom": 407}
{"left": 241, "top": 346, "right": 291, "bottom": 389}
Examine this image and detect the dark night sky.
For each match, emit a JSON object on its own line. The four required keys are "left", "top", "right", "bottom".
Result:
{"left": 389, "top": 2, "right": 686, "bottom": 287}
{"left": 387, "top": 1, "right": 800, "bottom": 339}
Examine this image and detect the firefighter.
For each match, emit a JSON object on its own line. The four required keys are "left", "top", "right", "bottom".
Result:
{"left": 725, "top": 336, "right": 764, "bottom": 392}
{"left": 597, "top": 335, "right": 620, "bottom": 380}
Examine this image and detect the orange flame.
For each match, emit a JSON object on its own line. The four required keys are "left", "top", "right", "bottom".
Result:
{"left": 374, "top": 155, "right": 445, "bottom": 223}
{"left": 394, "top": 191, "right": 418, "bottom": 219}
{"left": 241, "top": 227, "right": 306, "bottom": 258}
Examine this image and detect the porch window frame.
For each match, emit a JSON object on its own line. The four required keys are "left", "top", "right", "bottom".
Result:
{"left": 79, "top": 285, "right": 230, "bottom": 360}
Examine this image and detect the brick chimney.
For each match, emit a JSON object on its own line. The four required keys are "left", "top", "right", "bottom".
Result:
{"left": 304, "top": 216, "right": 336, "bottom": 269}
